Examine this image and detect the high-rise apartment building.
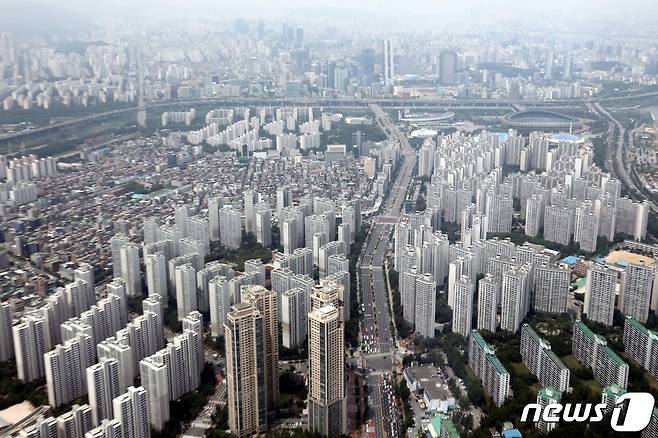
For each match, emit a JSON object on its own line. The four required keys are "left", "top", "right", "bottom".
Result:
{"left": 307, "top": 305, "right": 346, "bottom": 437}
{"left": 584, "top": 264, "right": 617, "bottom": 326}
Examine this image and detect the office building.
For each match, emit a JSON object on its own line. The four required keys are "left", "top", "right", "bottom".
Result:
{"left": 438, "top": 50, "right": 457, "bottom": 85}
{"left": 383, "top": 40, "right": 394, "bottom": 87}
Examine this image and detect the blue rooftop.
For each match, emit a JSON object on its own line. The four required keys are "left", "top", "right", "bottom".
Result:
{"left": 550, "top": 133, "right": 580, "bottom": 142}
{"left": 502, "top": 429, "right": 522, "bottom": 438}
{"left": 562, "top": 255, "right": 578, "bottom": 265}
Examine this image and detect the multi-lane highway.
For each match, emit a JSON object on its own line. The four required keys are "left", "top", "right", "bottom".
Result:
{"left": 4, "top": 91, "right": 657, "bottom": 146}
{"left": 357, "top": 103, "right": 418, "bottom": 437}
{"left": 360, "top": 224, "right": 393, "bottom": 355}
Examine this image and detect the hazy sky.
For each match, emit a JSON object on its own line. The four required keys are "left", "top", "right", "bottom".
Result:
{"left": 2, "top": 0, "right": 657, "bottom": 36}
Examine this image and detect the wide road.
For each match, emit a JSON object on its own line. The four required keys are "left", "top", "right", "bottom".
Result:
{"left": 5, "top": 90, "right": 658, "bottom": 145}
{"left": 357, "top": 103, "right": 419, "bottom": 438}
{"left": 360, "top": 224, "right": 394, "bottom": 355}
{"left": 593, "top": 102, "right": 658, "bottom": 215}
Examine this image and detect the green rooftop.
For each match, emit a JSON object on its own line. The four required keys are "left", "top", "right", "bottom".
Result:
{"left": 470, "top": 330, "right": 490, "bottom": 349}
{"left": 538, "top": 386, "right": 562, "bottom": 401}
{"left": 488, "top": 355, "right": 509, "bottom": 375}
{"left": 625, "top": 316, "right": 649, "bottom": 335}
{"left": 545, "top": 350, "right": 569, "bottom": 370}
{"left": 603, "top": 384, "right": 627, "bottom": 397}
{"left": 601, "top": 345, "right": 628, "bottom": 367}
{"left": 522, "top": 323, "right": 542, "bottom": 342}
{"left": 575, "top": 320, "right": 605, "bottom": 343}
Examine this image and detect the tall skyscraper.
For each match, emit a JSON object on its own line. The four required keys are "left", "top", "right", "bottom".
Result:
{"left": 307, "top": 305, "right": 346, "bottom": 437}
{"left": 241, "top": 285, "right": 279, "bottom": 409}
{"left": 383, "top": 40, "right": 394, "bottom": 87}
{"left": 112, "top": 386, "right": 150, "bottom": 438}
{"left": 224, "top": 302, "right": 267, "bottom": 437}
{"left": 86, "top": 358, "right": 121, "bottom": 426}
{"left": 276, "top": 187, "right": 292, "bottom": 217}
{"left": 438, "top": 50, "right": 457, "bottom": 85}
{"left": 584, "top": 264, "right": 617, "bottom": 325}
{"left": 280, "top": 287, "right": 306, "bottom": 349}
{"left": 544, "top": 50, "right": 554, "bottom": 80}
{"left": 525, "top": 194, "right": 544, "bottom": 237}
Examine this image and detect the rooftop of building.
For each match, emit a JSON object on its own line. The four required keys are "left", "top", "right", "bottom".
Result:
{"left": 604, "top": 250, "right": 655, "bottom": 267}
{"left": 603, "top": 384, "right": 627, "bottom": 397}
{"left": 538, "top": 386, "right": 562, "bottom": 401}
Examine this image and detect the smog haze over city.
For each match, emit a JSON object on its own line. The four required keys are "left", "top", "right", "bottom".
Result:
{"left": 1, "top": 1, "right": 658, "bottom": 438}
